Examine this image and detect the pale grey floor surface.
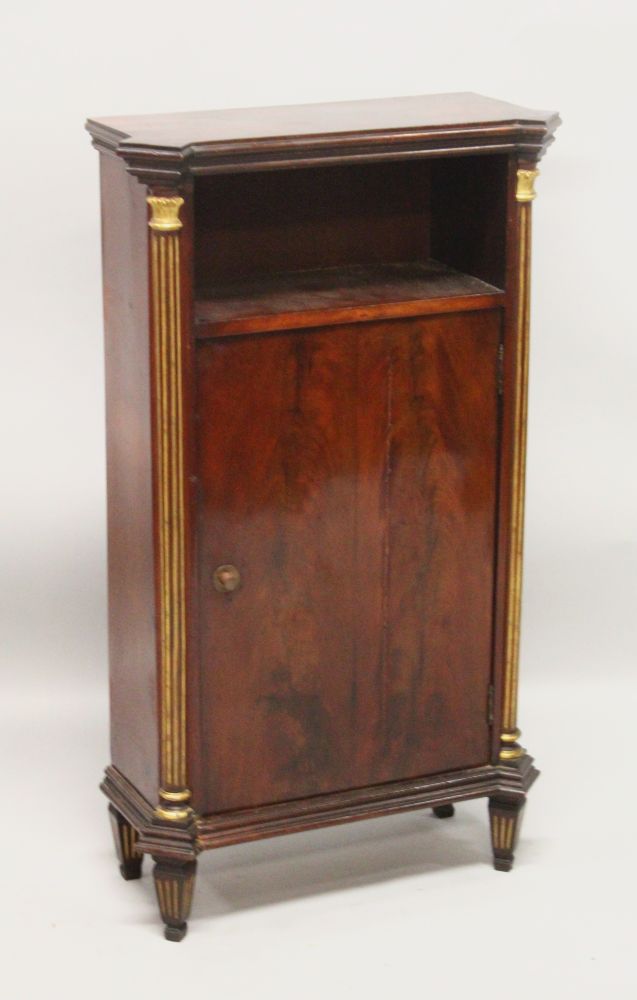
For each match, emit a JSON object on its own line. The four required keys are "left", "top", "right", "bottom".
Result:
{"left": 3, "top": 671, "right": 635, "bottom": 999}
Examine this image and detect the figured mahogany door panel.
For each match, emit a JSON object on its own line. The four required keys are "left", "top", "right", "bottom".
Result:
{"left": 196, "top": 310, "right": 500, "bottom": 814}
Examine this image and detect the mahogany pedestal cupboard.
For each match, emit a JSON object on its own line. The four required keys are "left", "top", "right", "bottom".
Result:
{"left": 86, "top": 93, "right": 560, "bottom": 940}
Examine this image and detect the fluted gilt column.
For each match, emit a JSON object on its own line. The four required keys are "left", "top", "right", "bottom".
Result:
{"left": 499, "top": 167, "right": 539, "bottom": 763}
{"left": 147, "top": 194, "right": 193, "bottom": 821}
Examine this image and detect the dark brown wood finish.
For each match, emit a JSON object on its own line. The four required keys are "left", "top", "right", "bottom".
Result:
{"left": 430, "top": 155, "right": 509, "bottom": 287}
{"left": 153, "top": 858, "right": 197, "bottom": 942}
{"left": 108, "top": 804, "right": 143, "bottom": 880}
{"left": 88, "top": 93, "right": 559, "bottom": 939}
{"left": 195, "top": 310, "right": 500, "bottom": 814}
{"left": 194, "top": 161, "right": 432, "bottom": 284}
{"left": 146, "top": 179, "right": 199, "bottom": 812}
{"left": 100, "top": 154, "right": 158, "bottom": 803}
{"left": 489, "top": 155, "right": 521, "bottom": 764}
{"left": 488, "top": 796, "right": 527, "bottom": 871}
{"left": 194, "top": 262, "right": 503, "bottom": 337}
{"left": 103, "top": 756, "right": 538, "bottom": 851}
{"left": 488, "top": 153, "right": 540, "bottom": 765}
{"left": 432, "top": 804, "right": 455, "bottom": 819}
{"left": 86, "top": 93, "right": 559, "bottom": 182}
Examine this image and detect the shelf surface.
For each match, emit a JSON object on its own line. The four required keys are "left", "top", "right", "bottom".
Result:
{"left": 194, "top": 261, "right": 504, "bottom": 338}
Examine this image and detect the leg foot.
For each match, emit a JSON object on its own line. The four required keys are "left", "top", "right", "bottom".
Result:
{"left": 153, "top": 857, "right": 197, "bottom": 942}
{"left": 488, "top": 796, "right": 525, "bottom": 872}
{"left": 164, "top": 923, "right": 188, "bottom": 942}
{"left": 108, "top": 804, "right": 143, "bottom": 880}
{"left": 432, "top": 804, "right": 455, "bottom": 819}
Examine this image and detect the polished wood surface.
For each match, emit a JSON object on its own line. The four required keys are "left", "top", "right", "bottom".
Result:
{"left": 88, "top": 92, "right": 557, "bottom": 147}
{"left": 86, "top": 93, "right": 559, "bottom": 183}
{"left": 153, "top": 858, "right": 197, "bottom": 942}
{"left": 489, "top": 795, "right": 526, "bottom": 872}
{"left": 195, "top": 261, "right": 503, "bottom": 337}
{"left": 102, "top": 754, "right": 538, "bottom": 853}
{"left": 101, "top": 154, "right": 158, "bottom": 803}
{"left": 90, "top": 92, "right": 559, "bottom": 939}
{"left": 195, "top": 310, "right": 500, "bottom": 813}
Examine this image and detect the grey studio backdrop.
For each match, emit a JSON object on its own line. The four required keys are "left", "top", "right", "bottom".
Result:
{"left": 1, "top": 1, "right": 635, "bottom": 997}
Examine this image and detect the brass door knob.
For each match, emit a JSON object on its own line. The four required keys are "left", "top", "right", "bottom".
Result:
{"left": 213, "top": 564, "right": 241, "bottom": 593}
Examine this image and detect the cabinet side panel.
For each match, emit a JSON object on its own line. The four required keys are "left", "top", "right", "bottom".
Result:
{"left": 100, "top": 153, "right": 158, "bottom": 801}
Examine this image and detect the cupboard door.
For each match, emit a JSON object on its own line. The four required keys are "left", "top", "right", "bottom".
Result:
{"left": 196, "top": 310, "right": 500, "bottom": 813}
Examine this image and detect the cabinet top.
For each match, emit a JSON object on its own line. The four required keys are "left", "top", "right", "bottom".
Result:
{"left": 86, "top": 92, "right": 559, "bottom": 184}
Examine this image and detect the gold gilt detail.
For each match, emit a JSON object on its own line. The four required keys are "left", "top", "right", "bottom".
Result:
{"left": 148, "top": 196, "right": 184, "bottom": 231}
{"left": 154, "top": 804, "right": 192, "bottom": 823}
{"left": 120, "top": 823, "right": 139, "bottom": 861}
{"left": 156, "top": 879, "right": 167, "bottom": 916}
{"left": 491, "top": 814, "right": 516, "bottom": 851}
{"left": 159, "top": 788, "right": 192, "bottom": 803}
{"left": 156, "top": 878, "right": 191, "bottom": 921}
{"left": 516, "top": 168, "right": 539, "bottom": 203}
{"left": 500, "top": 729, "right": 522, "bottom": 744}
{"left": 148, "top": 195, "right": 192, "bottom": 816}
{"left": 167, "top": 881, "right": 175, "bottom": 920}
{"left": 121, "top": 824, "right": 130, "bottom": 859}
{"left": 183, "top": 876, "right": 195, "bottom": 916}
{"left": 500, "top": 171, "right": 538, "bottom": 761}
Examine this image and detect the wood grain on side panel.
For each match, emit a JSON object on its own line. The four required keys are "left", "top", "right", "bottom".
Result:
{"left": 101, "top": 153, "right": 158, "bottom": 801}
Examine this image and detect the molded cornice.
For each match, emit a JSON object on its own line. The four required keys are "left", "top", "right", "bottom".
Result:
{"left": 86, "top": 93, "right": 560, "bottom": 185}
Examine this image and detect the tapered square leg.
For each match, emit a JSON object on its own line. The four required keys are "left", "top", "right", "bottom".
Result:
{"left": 152, "top": 857, "right": 197, "bottom": 941}
{"left": 488, "top": 797, "right": 526, "bottom": 872}
{"left": 108, "top": 804, "right": 143, "bottom": 880}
